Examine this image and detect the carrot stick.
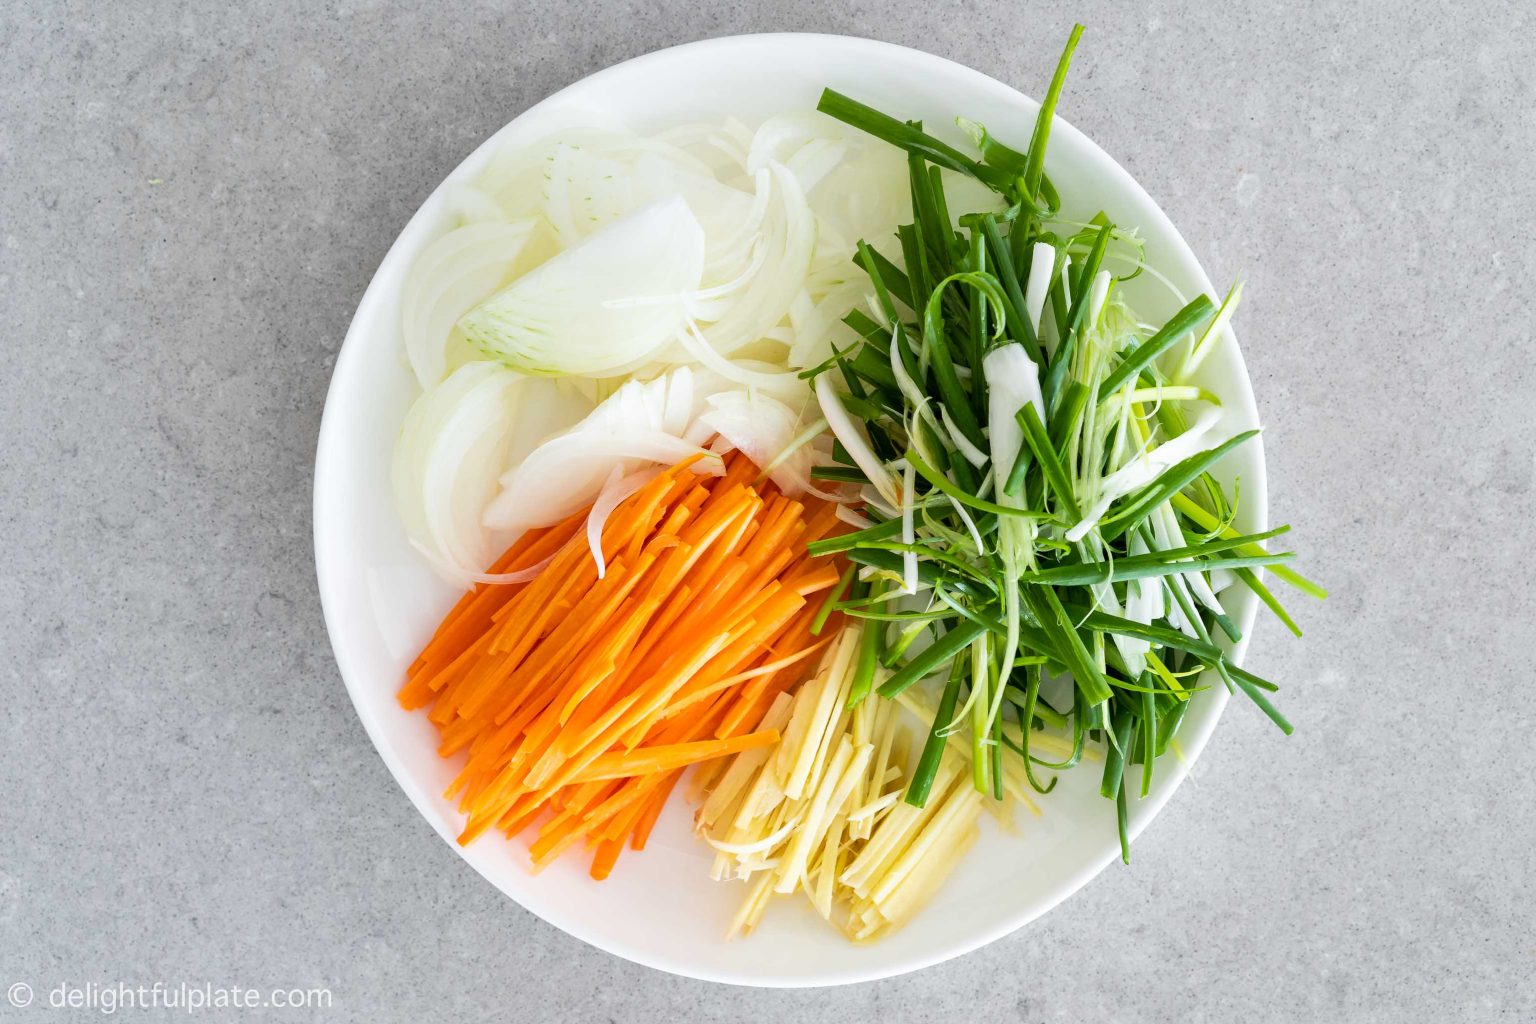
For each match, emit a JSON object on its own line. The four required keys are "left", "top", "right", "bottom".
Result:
{"left": 628, "top": 770, "right": 682, "bottom": 851}
{"left": 566, "top": 730, "right": 780, "bottom": 783}
{"left": 588, "top": 838, "right": 624, "bottom": 880}
{"left": 411, "top": 514, "right": 582, "bottom": 669}
{"left": 661, "top": 632, "right": 834, "bottom": 717}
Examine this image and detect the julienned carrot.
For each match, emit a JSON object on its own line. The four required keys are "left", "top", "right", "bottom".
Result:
{"left": 628, "top": 772, "right": 680, "bottom": 849}
{"left": 568, "top": 729, "right": 781, "bottom": 783}
{"left": 398, "top": 451, "right": 849, "bottom": 878}
{"left": 399, "top": 515, "right": 585, "bottom": 709}
{"left": 661, "top": 632, "right": 836, "bottom": 721}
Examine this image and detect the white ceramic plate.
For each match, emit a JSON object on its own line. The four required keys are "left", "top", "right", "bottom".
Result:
{"left": 314, "top": 33, "right": 1266, "bottom": 987}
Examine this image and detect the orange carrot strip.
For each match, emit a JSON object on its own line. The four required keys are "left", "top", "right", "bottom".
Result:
{"left": 661, "top": 632, "right": 834, "bottom": 717}
{"left": 785, "top": 562, "right": 842, "bottom": 596}
{"left": 566, "top": 730, "right": 779, "bottom": 783}
{"left": 630, "top": 771, "right": 683, "bottom": 851}
{"left": 588, "top": 838, "right": 624, "bottom": 880}
{"left": 644, "top": 586, "right": 806, "bottom": 731}
{"left": 482, "top": 551, "right": 654, "bottom": 726}
{"left": 536, "top": 633, "right": 733, "bottom": 789}
{"left": 410, "top": 514, "right": 581, "bottom": 672}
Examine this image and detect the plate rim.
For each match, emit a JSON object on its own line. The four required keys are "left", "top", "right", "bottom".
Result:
{"left": 314, "top": 30, "right": 1265, "bottom": 988}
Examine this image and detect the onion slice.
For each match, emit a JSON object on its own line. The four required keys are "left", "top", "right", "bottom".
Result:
{"left": 459, "top": 197, "right": 705, "bottom": 377}
{"left": 482, "top": 367, "right": 720, "bottom": 534}
{"left": 402, "top": 220, "right": 538, "bottom": 388}
{"left": 586, "top": 466, "right": 661, "bottom": 578}
{"left": 392, "top": 361, "right": 525, "bottom": 585}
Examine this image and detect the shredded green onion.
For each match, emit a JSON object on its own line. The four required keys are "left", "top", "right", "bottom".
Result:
{"left": 804, "top": 23, "right": 1321, "bottom": 859}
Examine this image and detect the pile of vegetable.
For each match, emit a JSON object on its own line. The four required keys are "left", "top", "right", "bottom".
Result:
{"left": 389, "top": 24, "right": 1319, "bottom": 940}
{"left": 401, "top": 453, "right": 842, "bottom": 878}
{"left": 391, "top": 104, "right": 914, "bottom": 583}
{"left": 695, "top": 622, "right": 1078, "bottom": 939}
{"left": 799, "top": 26, "right": 1322, "bottom": 862}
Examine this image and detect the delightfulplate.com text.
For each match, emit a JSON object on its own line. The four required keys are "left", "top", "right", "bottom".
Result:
{"left": 6, "top": 980, "right": 332, "bottom": 1014}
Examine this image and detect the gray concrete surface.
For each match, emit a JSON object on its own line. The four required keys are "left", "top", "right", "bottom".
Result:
{"left": 3, "top": 1, "right": 1533, "bottom": 1021}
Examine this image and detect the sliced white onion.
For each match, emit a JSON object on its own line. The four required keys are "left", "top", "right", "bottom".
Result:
{"left": 656, "top": 121, "right": 751, "bottom": 180}
{"left": 458, "top": 197, "right": 705, "bottom": 377}
{"left": 481, "top": 367, "right": 719, "bottom": 533}
{"left": 484, "top": 430, "right": 712, "bottom": 532}
{"left": 392, "top": 361, "right": 525, "bottom": 585}
{"left": 466, "top": 553, "right": 554, "bottom": 585}
{"left": 398, "top": 116, "right": 941, "bottom": 592}
{"left": 698, "top": 389, "right": 809, "bottom": 494}
{"left": 579, "top": 367, "right": 693, "bottom": 434}
{"left": 536, "top": 130, "right": 770, "bottom": 299}
{"left": 542, "top": 142, "right": 635, "bottom": 247}
{"left": 677, "top": 317, "right": 806, "bottom": 396}
{"left": 441, "top": 182, "right": 512, "bottom": 226}
{"left": 587, "top": 466, "right": 662, "bottom": 578}
{"left": 787, "top": 278, "right": 868, "bottom": 370}
{"left": 702, "top": 163, "right": 817, "bottom": 356}
{"left": 758, "top": 416, "right": 831, "bottom": 487}
{"left": 402, "top": 220, "right": 539, "bottom": 388}
{"left": 662, "top": 370, "right": 693, "bottom": 436}
{"left": 784, "top": 138, "right": 847, "bottom": 193}
{"left": 536, "top": 130, "right": 717, "bottom": 245}
{"left": 630, "top": 152, "right": 762, "bottom": 285}
{"left": 804, "top": 125, "right": 909, "bottom": 247}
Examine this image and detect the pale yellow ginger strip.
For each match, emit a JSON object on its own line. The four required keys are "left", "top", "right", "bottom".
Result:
{"left": 727, "top": 869, "right": 778, "bottom": 939}
{"left": 697, "top": 691, "right": 793, "bottom": 832}
{"left": 774, "top": 737, "right": 854, "bottom": 894}
{"left": 803, "top": 743, "right": 872, "bottom": 897}
{"left": 811, "top": 812, "right": 845, "bottom": 919}
{"left": 870, "top": 779, "right": 983, "bottom": 905}
{"left": 874, "top": 814, "right": 980, "bottom": 931}
{"left": 701, "top": 622, "right": 1045, "bottom": 943}
{"left": 781, "top": 627, "right": 858, "bottom": 799}
{"left": 841, "top": 755, "right": 962, "bottom": 895}
{"left": 847, "top": 789, "right": 901, "bottom": 823}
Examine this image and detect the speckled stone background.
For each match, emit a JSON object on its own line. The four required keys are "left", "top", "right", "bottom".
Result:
{"left": 3, "top": 1, "right": 1533, "bottom": 1021}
